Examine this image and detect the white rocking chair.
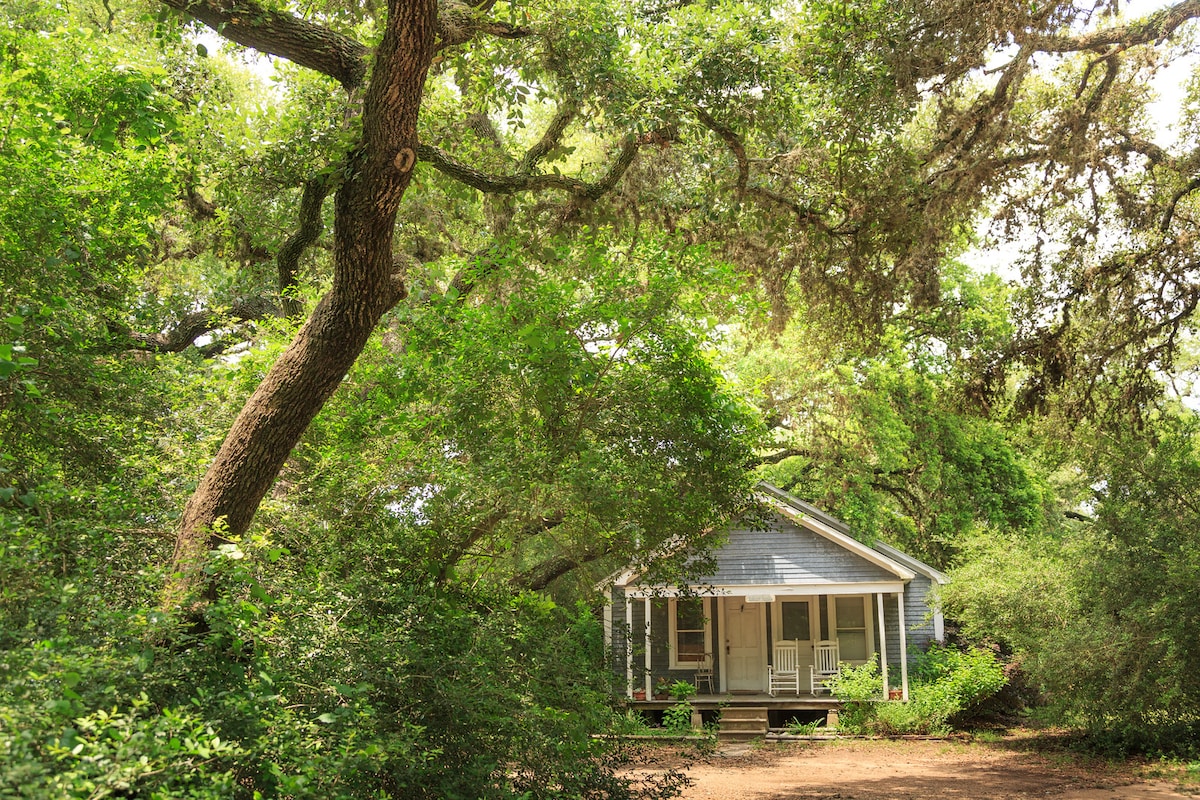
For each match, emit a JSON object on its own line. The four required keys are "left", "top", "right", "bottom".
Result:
{"left": 810, "top": 640, "right": 840, "bottom": 694}
{"left": 768, "top": 640, "right": 802, "bottom": 696}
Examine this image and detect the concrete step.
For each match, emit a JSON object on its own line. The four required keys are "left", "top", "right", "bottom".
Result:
{"left": 720, "top": 720, "right": 768, "bottom": 732}
{"left": 718, "top": 706, "right": 768, "bottom": 740}
{"left": 719, "top": 706, "right": 769, "bottom": 719}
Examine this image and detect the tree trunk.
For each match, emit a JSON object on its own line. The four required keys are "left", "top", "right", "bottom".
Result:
{"left": 163, "top": 0, "right": 437, "bottom": 612}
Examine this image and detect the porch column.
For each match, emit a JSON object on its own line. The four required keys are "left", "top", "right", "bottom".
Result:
{"left": 644, "top": 597, "right": 652, "bottom": 699}
{"left": 625, "top": 595, "right": 634, "bottom": 698}
{"left": 603, "top": 588, "right": 613, "bottom": 655}
{"left": 876, "top": 592, "right": 889, "bottom": 700}
{"left": 896, "top": 589, "right": 909, "bottom": 702}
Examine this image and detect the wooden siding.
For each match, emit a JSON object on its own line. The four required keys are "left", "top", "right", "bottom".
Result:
{"left": 879, "top": 576, "right": 939, "bottom": 667}
{"left": 695, "top": 516, "right": 897, "bottom": 585}
{"left": 609, "top": 590, "right": 724, "bottom": 693}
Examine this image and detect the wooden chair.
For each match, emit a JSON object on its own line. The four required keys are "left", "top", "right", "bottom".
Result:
{"left": 694, "top": 653, "right": 715, "bottom": 694}
{"left": 810, "top": 640, "right": 840, "bottom": 694}
{"left": 768, "top": 640, "right": 801, "bottom": 696}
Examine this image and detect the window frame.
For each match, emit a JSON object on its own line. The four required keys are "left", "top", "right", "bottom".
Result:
{"left": 668, "top": 596, "right": 712, "bottom": 670}
{"left": 832, "top": 595, "right": 873, "bottom": 663}
{"left": 773, "top": 597, "right": 814, "bottom": 644}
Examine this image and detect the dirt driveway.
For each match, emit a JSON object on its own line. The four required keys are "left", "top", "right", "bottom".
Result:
{"left": 631, "top": 738, "right": 1199, "bottom": 800}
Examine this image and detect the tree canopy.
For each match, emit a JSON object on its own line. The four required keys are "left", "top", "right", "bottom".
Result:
{"left": 4, "top": 0, "right": 1200, "bottom": 793}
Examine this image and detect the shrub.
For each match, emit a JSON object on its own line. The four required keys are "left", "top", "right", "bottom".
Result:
{"left": 827, "top": 660, "right": 883, "bottom": 731}
{"left": 830, "top": 646, "right": 1006, "bottom": 735}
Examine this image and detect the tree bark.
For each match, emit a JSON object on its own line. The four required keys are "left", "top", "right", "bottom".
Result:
{"left": 160, "top": 0, "right": 369, "bottom": 90}
{"left": 163, "top": 0, "right": 437, "bottom": 612}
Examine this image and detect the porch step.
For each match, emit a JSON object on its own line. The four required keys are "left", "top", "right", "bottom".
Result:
{"left": 718, "top": 706, "right": 769, "bottom": 741}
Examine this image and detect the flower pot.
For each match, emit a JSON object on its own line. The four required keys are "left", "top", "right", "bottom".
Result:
{"left": 888, "top": 688, "right": 903, "bottom": 701}
{"left": 633, "top": 689, "right": 646, "bottom": 701}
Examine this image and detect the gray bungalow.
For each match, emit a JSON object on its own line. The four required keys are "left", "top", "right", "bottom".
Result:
{"left": 603, "top": 484, "right": 947, "bottom": 708}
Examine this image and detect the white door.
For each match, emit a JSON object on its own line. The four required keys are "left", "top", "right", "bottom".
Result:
{"left": 724, "top": 598, "right": 765, "bottom": 691}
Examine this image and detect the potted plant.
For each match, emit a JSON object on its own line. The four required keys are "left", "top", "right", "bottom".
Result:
{"left": 632, "top": 688, "right": 646, "bottom": 701}
{"left": 653, "top": 678, "right": 670, "bottom": 700}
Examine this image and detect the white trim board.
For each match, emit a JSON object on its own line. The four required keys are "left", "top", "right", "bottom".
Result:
{"left": 624, "top": 581, "right": 908, "bottom": 598}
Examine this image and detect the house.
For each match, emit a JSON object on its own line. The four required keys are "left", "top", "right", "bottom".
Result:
{"left": 603, "top": 483, "right": 947, "bottom": 709}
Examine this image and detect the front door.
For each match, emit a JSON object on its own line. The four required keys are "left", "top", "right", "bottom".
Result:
{"left": 724, "top": 598, "right": 765, "bottom": 691}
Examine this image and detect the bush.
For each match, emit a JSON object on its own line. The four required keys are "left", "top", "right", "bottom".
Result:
{"left": 0, "top": 535, "right": 683, "bottom": 800}
{"left": 830, "top": 646, "right": 1007, "bottom": 735}
{"left": 827, "top": 660, "right": 883, "bottom": 731}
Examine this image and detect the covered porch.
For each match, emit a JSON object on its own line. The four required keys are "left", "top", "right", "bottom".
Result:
{"left": 629, "top": 691, "right": 841, "bottom": 712}
{"left": 615, "top": 586, "right": 916, "bottom": 704}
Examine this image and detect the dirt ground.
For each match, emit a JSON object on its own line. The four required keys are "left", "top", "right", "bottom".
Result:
{"left": 626, "top": 738, "right": 1200, "bottom": 800}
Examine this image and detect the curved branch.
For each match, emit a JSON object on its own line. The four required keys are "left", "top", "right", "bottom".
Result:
{"left": 114, "top": 297, "right": 280, "bottom": 354}
{"left": 1021, "top": 0, "right": 1200, "bottom": 53}
{"left": 747, "top": 447, "right": 810, "bottom": 467}
{"left": 694, "top": 108, "right": 835, "bottom": 232}
{"left": 276, "top": 172, "right": 335, "bottom": 315}
{"left": 517, "top": 100, "right": 579, "bottom": 174}
{"left": 511, "top": 541, "right": 611, "bottom": 591}
{"left": 436, "top": 3, "right": 534, "bottom": 51}
{"left": 1162, "top": 175, "right": 1200, "bottom": 232}
{"left": 159, "top": 0, "right": 368, "bottom": 90}
{"left": 418, "top": 131, "right": 641, "bottom": 200}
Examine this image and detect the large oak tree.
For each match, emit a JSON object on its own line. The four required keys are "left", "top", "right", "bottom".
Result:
{"left": 153, "top": 0, "right": 1200, "bottom": 611}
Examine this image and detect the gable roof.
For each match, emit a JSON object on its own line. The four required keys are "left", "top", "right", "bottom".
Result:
{"left": 755, "top": 486, "right": 916, "bottom": 582}
{"left": 612, "top": 483, "right": 945, "bottom": 589}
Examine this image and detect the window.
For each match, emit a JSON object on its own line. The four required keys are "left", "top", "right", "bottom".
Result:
{"left": 834, "top": 596, "right": 869, "bottom": 661}
{"left": 669, "top": 597, "right": 710, "bottom": 669}
{"left": 780, "top": 600, "right": 811, "bottom": 641}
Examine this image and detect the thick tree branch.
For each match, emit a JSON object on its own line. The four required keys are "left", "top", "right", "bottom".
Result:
{"left": 1162, "top": 175, "right": 1200, "bottom": 232}
{"left": 436, "top": 3, "right": 534, "bottom": 50}
{"left": 511, "top": 541, "right": 611, "bottom": 591}
{"left": 159, "top": 0, "right": 368, "bottom": 89}
{"left": 418, "top": 133, "right": 640, "bottom": 200}
{"left": 748, "top": 447, "right": 810, "bottom": 467}
{"left": 113, "top": 297, "right": 280, "bottom": 354}
{"left": 517, "top": 100, "right": 579, "bottom": 175}
{"left": 418, "top": 142, "right": 593, "bottom": 194}
{"left": 437, "top": 505, "right": 509, "bottom": 582}
{"left": 1020, "top": 0, "right": 1200, "bottom": 52}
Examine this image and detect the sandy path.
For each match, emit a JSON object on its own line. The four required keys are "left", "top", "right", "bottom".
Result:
{"left": 630, "top": 739, "right": 1199, "bottom": 800}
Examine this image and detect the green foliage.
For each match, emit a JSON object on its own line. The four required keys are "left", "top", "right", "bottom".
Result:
{"left": 944, "top": 413, "right": 1200, "bottom": 752}
{"left": 668, "top": 680, "right": 697, "bottom": 701}
{"left": 830, "top": 647, "right": 1006, "bottom": 736}
{"left": 6, "top": 0, "right": 1200, "bottom": 789}
{"left": 281, "top": 236, "right": 761, "bottom": 596}
{"left": 784, "top": 718, "right": 822, "bottom": 735}
{"left": 745, "top": 283, "right": 1045, "bottom": 568}
{"left": 661, "top": 702, "right": 694, "bottom": 734}
{"left": 0, "top": 533, "right": 681, "bottom": 799}
{"left": 826, "top": 659, "right": 883, "bottom": 730}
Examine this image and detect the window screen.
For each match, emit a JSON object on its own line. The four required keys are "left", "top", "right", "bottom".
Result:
{"left": 675, "top": 598, "right": 706, "bottom": 661}
{"left": 835, "top": 596, "right": 868, "bottom": 661}
{"left": 781, "top": 601, "right": 811, "bottom": 641}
